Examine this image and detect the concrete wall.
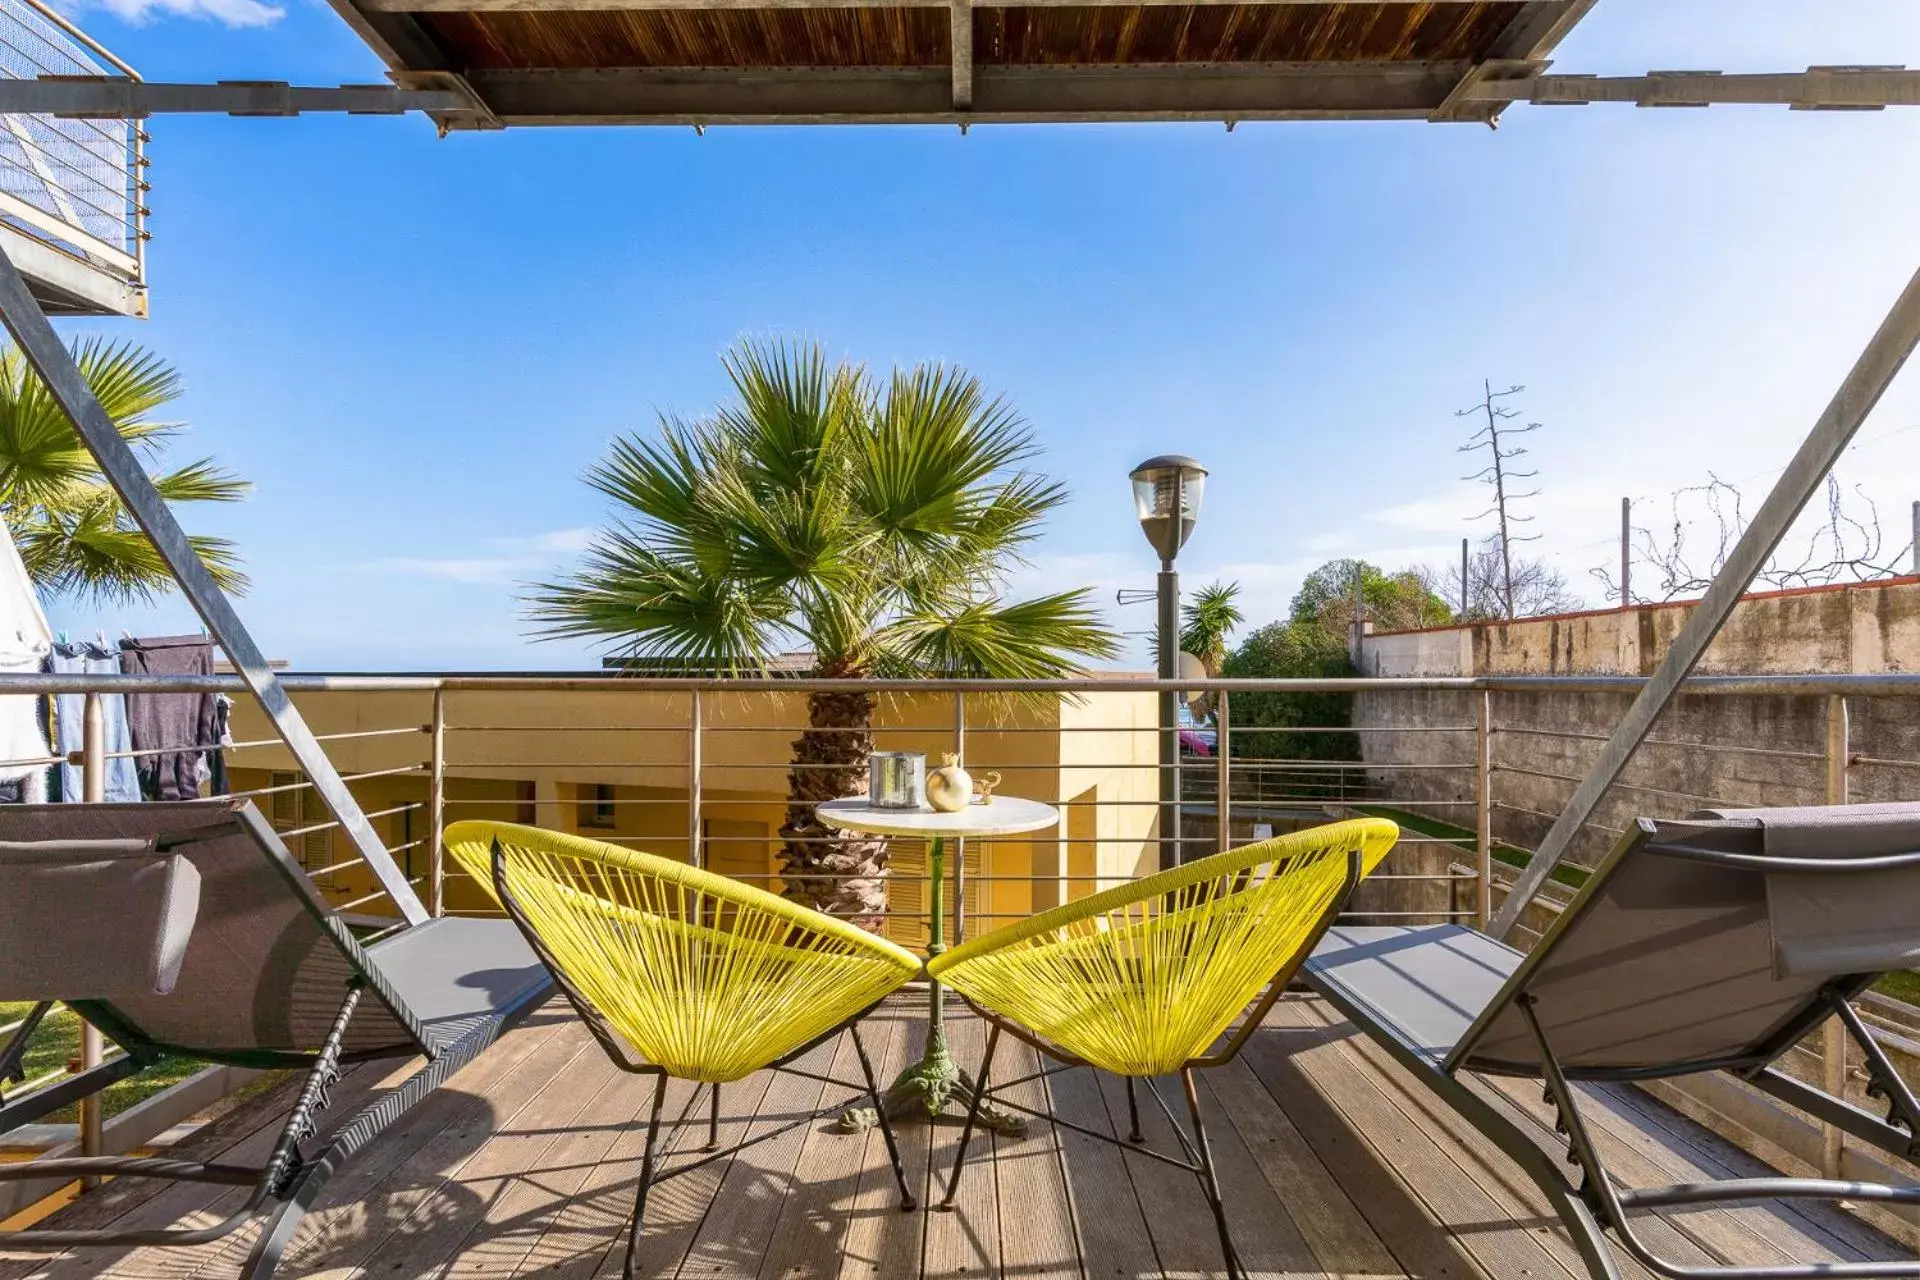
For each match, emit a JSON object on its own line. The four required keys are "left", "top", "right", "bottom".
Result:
{"left": 1354, "top": 577, "right": 1920, "bottom": 876}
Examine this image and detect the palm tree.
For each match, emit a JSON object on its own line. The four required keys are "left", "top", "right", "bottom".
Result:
{"left": 1154, "top": 579, "right": 1241, "bottom": 725}
{"left": 0, "top": 339, "right": 249, "bottom": 602}
{"left": 529, "top": 338, "right": 1118, "bottom": 925}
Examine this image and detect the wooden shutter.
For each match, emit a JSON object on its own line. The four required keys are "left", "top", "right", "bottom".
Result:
{"left": 883, "top": 839, "right": 983, "bottom": 951}
{"left": 267, "top": 771, "right": 330, "bottom": 870}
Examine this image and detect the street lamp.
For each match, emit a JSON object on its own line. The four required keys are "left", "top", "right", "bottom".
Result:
{"left": 1130, "top": 455, "right": 1206, "bottom": 868}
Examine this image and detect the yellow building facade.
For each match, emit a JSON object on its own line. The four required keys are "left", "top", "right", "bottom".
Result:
{"left": 225, "top": 683, "right": 1160, "bottom": 946}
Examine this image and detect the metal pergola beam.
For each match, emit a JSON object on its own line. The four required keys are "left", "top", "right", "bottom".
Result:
{"left": 0, "top": 78, "right": 472, "bottom": 118}
{"left": 1465, "top": 66, "right": 1920, "bottom": 110}
{"left": 1489, "top": 261, "right": 1920, "bottom": 940}
{"left": 4, "top": 66, "right": 1918, "bottom": 126}
{"left": 0, "top": 242, "right": 430, "bottom": 926}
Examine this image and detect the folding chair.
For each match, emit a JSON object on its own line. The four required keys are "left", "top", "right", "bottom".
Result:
{"left": 0, "top": 799, "right": 554, "bottom": 1278}
{"left": 1306, "top": 802, "right": 1920, "bottom": 1280}
{"left": 926, "top": 816, "right": 1400, "bottom": 1280}
{"left": 443, "top": 821, "right": 924, "bottom": 1280}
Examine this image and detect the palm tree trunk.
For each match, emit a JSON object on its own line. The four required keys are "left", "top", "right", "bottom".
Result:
{"left": 779, "top": 679, "right": 889, "bottom": 929}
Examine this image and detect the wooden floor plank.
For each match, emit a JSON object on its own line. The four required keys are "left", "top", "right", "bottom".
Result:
{"left": 987, "top": 1040, "right": 1080, "bottom": 1280}
{"left": 291, "top": 1014, "right": 600, "bottom": 1280}
{"left": 601, "top": 1070, "right": 779, "bottom": 1280}
{"left": 508, "top": 1075, "right": 704, "bottom": 1280}
{"left": 1187, "top": 1068, "right": 1332, "bottom": 1280}
{"left": 1242, "top": 1005, "right": 1487, "bottom": 1280}
{"left": 831, "top": 1007, "right": 925, "bottom": 1280}
{"left": 1288, "top": 1001, "right": 1672, "bottom": 1280}
{"left": 675, "top": 1038, "right": 837, "bottom": 1279}
{"left": 749, "top": 1031, "right": 868, "bottom": 1280}
{"left": 327, "top": 1029, "right": 616, "bottom": 1280}
{"left": 920, "top": 1014, "right": 997, "bottom": 1280}
{"left": 1046, "top": 1063, "right": 1159, "bottom": 1280}
{"left": 1092, "top": 1072, "right": 1235, "bottom": 1280}
{"left": 1200, "top": 1056, "right": 1396, "bottom": 1280}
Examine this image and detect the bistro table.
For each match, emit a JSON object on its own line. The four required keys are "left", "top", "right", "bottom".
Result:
{"left": 818, "top": 794, "right": 1060, "bottom": 1134}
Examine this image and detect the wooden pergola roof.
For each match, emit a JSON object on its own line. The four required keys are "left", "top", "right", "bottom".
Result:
{"left": 326, "top": 0, "right": 1594, "bottom": 128}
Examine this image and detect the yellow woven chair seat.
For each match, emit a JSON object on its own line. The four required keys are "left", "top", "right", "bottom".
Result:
{"left": 927, "top": 817, "right": 1398, "bottom": 1076}
{"left": 444, "top": 821, "right": 923, "bottom": 1083}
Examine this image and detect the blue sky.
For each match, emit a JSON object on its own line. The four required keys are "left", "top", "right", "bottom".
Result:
{"left": 37, "top": 0, "right": 1920, "bottom": 669}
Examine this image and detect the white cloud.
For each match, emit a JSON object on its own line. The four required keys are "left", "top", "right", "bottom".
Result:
{"left": 354, "top": 528, "right": 594, "bottom": 586}
{"left": 64, "top": 0, "right": 284, "bottom": 26}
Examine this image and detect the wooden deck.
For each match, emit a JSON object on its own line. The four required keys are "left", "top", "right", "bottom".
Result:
{"left": 3, "top": 993, "right": 1910, "bottom": 1280}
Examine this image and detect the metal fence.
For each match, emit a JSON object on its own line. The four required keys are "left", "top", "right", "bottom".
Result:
{"left": 0, "top": 669, "right": 1916, "bottom": 1213}
{"left": 0, "top": 0, "right": 144, "bottom": 291}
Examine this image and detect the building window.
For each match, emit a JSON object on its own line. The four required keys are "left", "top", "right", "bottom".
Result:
{"left": 515, "top": 780, "right": 537, "bottom": 825}
{"left": 579, "top": 783, "right": 617, "bottom": 829}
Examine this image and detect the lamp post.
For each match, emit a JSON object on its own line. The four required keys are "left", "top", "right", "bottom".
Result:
{"left": 1131, "top": 455, "right": 1207, "bottom": 868}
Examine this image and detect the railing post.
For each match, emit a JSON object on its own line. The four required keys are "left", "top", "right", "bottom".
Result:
{"left": 79, "top": 692, "right": 104, "bottom": 1184}
{"left": 426, "top": 689, "right": 446, "bottom": 917}
{"left": 952, "top": 690, "right": 965, "bottom": 945}
{"left": 1215, "top": 690, "right": 1230, "bottom": 855}
{"left": 688, "top": 688, "right": 703, "bottom": 869}
{"left": 1822, "top": 693, "right": 1850, "bottom": 1179}
{"left": 1475, "top": 689, "right": 1493, "bottom": 931}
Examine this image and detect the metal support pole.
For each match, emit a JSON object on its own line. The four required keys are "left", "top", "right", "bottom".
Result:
{"left": 1215, "top": 690, "right": 1230, "bottom": 855}
{"left": 1620, "top": 496, "right": 1632, "bottom": 609}
{"left": 1158, "top": 564, "right": 1180, "bottom": 868}
{"left": 1460, "top": 537, "right": 1470, "bottom": 615}
{"left": 79, "top": 693, "right": 103, "bottom": 1186}
{"left": 687, "top": 689, "right": 703, "bottom": 868}
{"left": 952, "top": 691, "right": 965, "bottom": 943}
{"left": 426, "top": 689, "right": 446, "bottom": 917}
{"left": 1822, "top": 693, "right": 1850, "bottom": 1179}
{"left": 1911, "top": 500, "right": 1918, "bottom": 576}
{"left": 0, "top": 240, "right": 427, "bottom": 926}
{"left": 1493, "top": 263, "right": 1920, "bottom": 939}
{"left": 1475, "top": 689, "right": 1492, "bottom": 930}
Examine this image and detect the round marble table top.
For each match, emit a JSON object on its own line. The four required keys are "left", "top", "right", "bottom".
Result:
{"left": 815, "top": 795, "right": 1060, "bottom": 838}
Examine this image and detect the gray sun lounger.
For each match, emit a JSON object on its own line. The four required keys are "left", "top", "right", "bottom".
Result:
{"left": 0, "top": 799, "right": 553, "bottom": 1278}
{"left": 1305, "top": 801, "right": 1920, "bottom": 1280}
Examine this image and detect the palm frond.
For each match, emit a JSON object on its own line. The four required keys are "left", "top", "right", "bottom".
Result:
{"left": 878, "top": 589, "right": 1119, "bottom": 679}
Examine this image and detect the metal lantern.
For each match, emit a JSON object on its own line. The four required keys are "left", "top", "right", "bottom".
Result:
{"left": 1129, "top": 455, "right": 1207, "bottom": 566}
{"left": 868, "top": 751, "right": 926, "bottom": 809}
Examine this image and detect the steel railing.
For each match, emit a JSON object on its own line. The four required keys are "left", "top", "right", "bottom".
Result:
{"left": 0, "top": 667, "right": 1915, "bottom": 1197}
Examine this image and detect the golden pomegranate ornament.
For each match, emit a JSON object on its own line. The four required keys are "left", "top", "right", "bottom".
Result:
{"left": 925, "top": 752, "right": 973, "bottom": 812}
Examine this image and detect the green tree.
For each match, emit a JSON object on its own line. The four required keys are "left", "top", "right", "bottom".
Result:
{"left": 529, "top": 338, "right": 1118, "bottom": 924}
{"left": 1179, "top": 580, "right": 1241, "bottom": 724}
{"left": 1291, "top": 558, "right": 1452, "bottom": 636}
{"left": 0, "top": 340, "right": 249, "bottom": 602}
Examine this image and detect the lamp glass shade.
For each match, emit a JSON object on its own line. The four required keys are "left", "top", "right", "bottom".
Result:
{"left": 1129, "top": 457, "right": 1207, "bottom": 562}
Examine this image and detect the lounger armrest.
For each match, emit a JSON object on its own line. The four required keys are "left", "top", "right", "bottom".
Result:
{"left": 0, "top": 838, "right": 202, "bottom": 1000}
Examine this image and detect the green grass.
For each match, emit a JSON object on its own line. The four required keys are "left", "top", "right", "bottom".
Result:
{"left": 1, "top": 1001, "right": 208, "bottom": 1124}
{"left": 1353, "top": 804, "right": 1592, "bottom": 890}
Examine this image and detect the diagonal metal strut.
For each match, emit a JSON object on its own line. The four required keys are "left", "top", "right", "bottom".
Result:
{"left": 0, "top": 242, "right": 428, "bottom": 925}
{"left": 1491, "top": 263, "right": 1920, "bottom": 939}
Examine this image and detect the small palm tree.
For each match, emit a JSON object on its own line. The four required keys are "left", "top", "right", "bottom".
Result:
{"left": 530, "top": 338, "right": 1118, "bottom": 925}
{"left": 0, "top": 339, "right": 249, "bottom": 602}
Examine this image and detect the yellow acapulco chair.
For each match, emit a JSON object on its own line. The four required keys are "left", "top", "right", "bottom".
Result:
{"left": 443, "top": 821, "right": 924, "bottom": 1280}
{"left": 925, "top": 816, "right": 1399, "bottom": 1279}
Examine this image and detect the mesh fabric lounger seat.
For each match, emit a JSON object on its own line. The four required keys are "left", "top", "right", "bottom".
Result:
{"left": 443, "top": 821, "right": 924, "bottom": 1280}
{"left": 1305, "top": 802, "right": 1920, "bottom": 1280}
{"left": 0, "top": 799, "right": 553, "bottom": 1280}
{"left": 927, "top": 816, "right": 1400, "bottom": 1280}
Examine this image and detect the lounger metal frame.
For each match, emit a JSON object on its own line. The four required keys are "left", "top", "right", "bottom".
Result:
{"left": 1309, "top": 820, "right": 1920, "bottom": 1280}
{"left": 485, "top": 838, "right": 916, "bottom": 1280}
{"left": 0, "top": 810, "right": 554, "bottom": 1279}
{"left": 939, "top": 845, "right": 1367, "bottom": 1280}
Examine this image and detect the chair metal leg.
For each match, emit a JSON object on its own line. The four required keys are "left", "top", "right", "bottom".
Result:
{"left": 1181, "top": 1068, "right": 1244, "bottom": 1280}
{"left": 704, "top": 1084, "right": 721, "bottom": 1152}
{"left": 1125, "top": 1077, "right": 1145, "bottom": 1143}
{"left": 622, "top": 1074, "right": 670, "bottom": 1280}
{"left": 938, "top": 1023, "right": 1000, "bottom": 1211}
{"left": 850, "top": 1024, "right": 915, "bottom": 1212}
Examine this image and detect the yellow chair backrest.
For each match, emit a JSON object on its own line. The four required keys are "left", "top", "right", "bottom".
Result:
{"left": 444, "top": 821, "right": 923, "bottom": 1083}
{"left": 927, "top": 817, "right": 1397, "bottom": 1076}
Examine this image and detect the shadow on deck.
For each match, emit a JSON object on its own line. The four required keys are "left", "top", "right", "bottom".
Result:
{"left": 2, "top": 993, "right": 1909, "bottom": 1279}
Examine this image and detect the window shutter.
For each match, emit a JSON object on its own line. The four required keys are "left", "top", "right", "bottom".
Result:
{"left": 887, "top": 839, "right": 926, "bottom": 950}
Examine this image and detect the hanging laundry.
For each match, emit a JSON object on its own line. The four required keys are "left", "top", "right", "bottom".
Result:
{"left": 207, "top": 693, "right": 232, "bottom": 797}
{"left": 0, "top": 518, "right": 51, "bottom": 802}
{"left": 49, "top": 638, "right": 140, "bottom": 802}
{"left": 120, "top": 634, "right": 217, "bottom": 802}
